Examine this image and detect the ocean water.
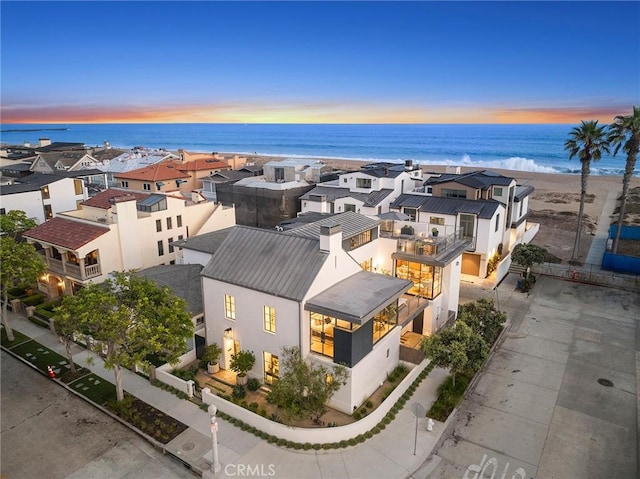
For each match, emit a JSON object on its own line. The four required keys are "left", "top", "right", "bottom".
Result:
{"left": 0, "top": 123, "right": 635, "bottom": 176}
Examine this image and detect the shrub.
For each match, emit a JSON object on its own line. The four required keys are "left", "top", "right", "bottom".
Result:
{"left": 22, "top": 294, "right": 45, "bottom": 306}
{"left": 352, "top": 410, "right": 361, "bottom": 420}
{"left": 247, "top": 377, "right": 261, "bottom": 391}
{"left": 248, "top": 401, "right": 259, "bottom": 413}
{"left": 232, "top": 385, "right": 246, "bottom": 400}
{"left": 364, "top": 399, "right": 373, "bottom": 409}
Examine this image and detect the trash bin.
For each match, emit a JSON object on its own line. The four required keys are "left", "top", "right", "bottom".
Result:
{"left": 516, "top": 279, "right": 523, "bottom": 290}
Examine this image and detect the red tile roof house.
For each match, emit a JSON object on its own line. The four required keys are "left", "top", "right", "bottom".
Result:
{"left": 23, "top": 188, "right": 236, "bottom": 299}
{"left": 114, "top": 157, "right": 231, "bottom": 195}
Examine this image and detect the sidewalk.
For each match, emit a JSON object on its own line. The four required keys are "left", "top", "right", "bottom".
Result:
{"left": 3, "top": 311, "right": 450, "bottom": 479}
{"left": 585, "top": 189, "right": 619, "bottom": 266}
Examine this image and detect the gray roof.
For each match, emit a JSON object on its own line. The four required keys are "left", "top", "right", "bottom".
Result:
{"left": 133, "top": 264, "right": 204, "bottom": 316}
{"left": 424, "top": 170, "right": 515, "bottom": 189}
{"left": 514, "top": 185, "right": 535, "bottom": 201}
{"left": 300, "top": 186, "right": 393, "bottom": 207}
{"left": 305, "top": 271, "right": 412, "bottom": 324}
{"left": 174, "top": 228, "right": 233, "bottom": 254}
{"left": 282, "top": 211, "right": 379, "bottom": 241}
{"left": 0, "top": 173, "right": 70, "bottom": 195}
{"left": 202, "top": 226, "right": 328, "bottom": 301}
{"left": 390, "top": 194, "right": 501, "bottom": 219}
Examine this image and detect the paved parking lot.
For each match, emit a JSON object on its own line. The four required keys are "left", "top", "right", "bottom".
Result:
{"left": 0, "top": 351, "right": 196, "bottom": 479}
{"left": 423, "top": 276, "right": 639, "bottom": 479}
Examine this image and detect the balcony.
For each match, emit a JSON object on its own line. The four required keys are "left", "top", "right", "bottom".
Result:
{"left": 45, "top": 256, "right": 102, "bottom": 281}
{"left": 383, "top": 228, "right": 471, "bottom": 262}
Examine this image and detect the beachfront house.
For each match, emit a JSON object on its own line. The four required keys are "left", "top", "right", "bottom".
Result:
{"left": 299, "top": 161, "right": 423, "bottom": 217}
{"left": 0, "top": 173, "right": 89, "bottom": 223}
{"left": 23, "top": 188, "right": 236, "bottom": 299}
{"left": 183, "top": 211, "right": 464, "bottom": 413}
{"left": 388, "top": 169, "right": 537, "bottom": 279}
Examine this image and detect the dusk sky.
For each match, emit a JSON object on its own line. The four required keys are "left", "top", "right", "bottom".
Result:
{"left": 1, "top": 1, "right": 638, "bottom": 124}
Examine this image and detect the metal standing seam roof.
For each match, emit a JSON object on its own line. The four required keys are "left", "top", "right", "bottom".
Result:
{"left": 173, "top": 228, "right": 233, "bottom": 254}
{"left": 0, "top": 173, "right": 69, "bottom": 195}
{"left": 424, "top": 170, "right": 515, "bottom": 188}
{"left": 304, "top": 271, "right": 412, "bottom": 324}
{"left": 390, "top": 194, "right": 501, "bottom": 219}
{"left": 514, "top": 185, "right": 535, "bottom": 201}
{"left": 133, "top": 264, "right": 204, "bottom": 316}
{"left": 300, "top": 186, "right": 393, "bottom": 207}
{"left": 282, "top": 211, "right": 379, "bottom": 241}
{"left": 201, "top": 226, "right": 328, "bottom": 302}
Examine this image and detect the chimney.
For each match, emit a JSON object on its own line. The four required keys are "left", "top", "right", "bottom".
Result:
{"left": 38, "top": 138, "right": 51, "bottom": 147}
{"left": 404, "top": 159, "right": 413, "bottom": 170}
{"left": 319, "top": 224, "right": 342, "bottom": 253}
{"left": 104, "top": 140, "right": 111, "bottom": 149}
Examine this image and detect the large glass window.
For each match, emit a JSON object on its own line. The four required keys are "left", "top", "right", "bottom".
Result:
{"left": 403, "top": 207, "right": 418, "bottom": 221}
{"left": 263, "top": 306, "right": 276, "bottom": 333}
{"left": 41, "top": 186, "right": 50, "bottom": 199}
{"left": 310, "top": 312, "right": 360, "bottom": 359}
{"left": 224, "top": 294, "right": 236, "bottom": 320}
{"left": 263, "top": 352, "right": 279, "bottom": 385}
{"left": 395, "top": 259, "right": 442, "bottom": 299}
{"left": 442, "top": 188, "right": 467, "bottom": 199}
{"left": 349, "top": 230, "right": 372, "bottom": 250}
{"left": 360, "top": 258, "right": 372, "bottom": 271}
{"left": 459, "top": 214, "right": 475, "bottom": 239}
{"left": 373, "top": 302, "right": 398, "bottom": 343}
{"left": 74, "top": 179, "right": 83, "bottom": 195}
{"left": 344, "top": 203, "right": 356, "bottom": 212}
{"left": 356, "top": 178, "right": 372, "bottom": 188}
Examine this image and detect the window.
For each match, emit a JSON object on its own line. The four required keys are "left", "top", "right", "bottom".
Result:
{"left": 44, "top": 204, "right": 52, "bottom": 220}
{"left": 403, "top": 207, "right": 418, "bottom": 221}
{"left": 442, "top": 188, "right": 467, "bottom": 199}
{"left": 263, "top": 306, "right": 276, "bottom": 333}
{"left": 263, "top": 352, "right": 279, "bottom": 385}
{"left": 143, "top": 183, "right": 151, "bottom": 191}
{"left": 157, "top": 240, "right": 164, "bottom": 256}
{"left": 360, "top": 258, "right": 372, "bottom": 271}
{"left": 494, "top": 187, "right": 503, "bottom": 197}
{"left": 349, "top": 229, "right": 372, "bottom": 250}
{"left": 224, "top": 295, "right": 236, "bottom": 320}
{"left": 177, "top": 215, "right": 182, "bottom": 227}
{"left": 74, "top": 179, "right": 83, "bottom": 195}
{"left": 168, "top": 237, "right": 174, "bottom": 253}
{"left": 344, "top": 203, "right": 356, "bottom": 212}
{"left": 156, "top": 219, "right": 162, "bottom": 232}
{"left": 356, "top": 178, "right": 372, "bottom": 188}
{"left": 0, "top": 208, "right": 5, "bottom": 215}
{"left": 430, "top": 216, "right": 444, "bottom": 225}
{"left": 166, "top": 217, "right": 172, "bottom": 230}
{"left": 495, "top": 214, "right": 500, "bottom": 232}
{"left": 519, "top": 201, "right": 524, "bottom": 216}
{"left": 41, "top": 186, "right": 50, "bottom": 199}
{"left": 274, "top": 167, "right": 285, "bottom": 181}
{"left": 343, "top": 178, "right": 348, "bottom": 183}
{"left": 178, "top": 235, "right": 184, "bottom": 241}
{"left": 121, "top": 180, "right": 129, "bottom": 188}
{"left": 459, "top": 214, "right": 475, "bottom": 238}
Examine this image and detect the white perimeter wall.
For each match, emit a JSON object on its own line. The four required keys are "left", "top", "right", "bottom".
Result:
{"left": 2, "top": 190, "right": 44, "bottom": 223}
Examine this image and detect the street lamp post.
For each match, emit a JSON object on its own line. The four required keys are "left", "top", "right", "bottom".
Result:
{"left": 208, "top": 404, "right": 221, "bottom": 474}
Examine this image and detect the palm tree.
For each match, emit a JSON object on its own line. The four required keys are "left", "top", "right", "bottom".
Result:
{"left": 608, "top": 106, "right": 640, "bottom": 253}
{"left": 564, "top": 120, "right": 610, "bottom": 263}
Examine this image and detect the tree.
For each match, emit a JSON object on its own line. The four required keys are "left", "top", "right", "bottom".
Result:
{"left": 421, "top": 322, "right": 488, "bottom": 387}
{"left": 0, "top": 237, "right": 46, "bottom": 341}
{"left": 54, "top": 271, "right": 194, "bottom": 401}
{"left": 268, "top": 346, "right": 348, "bottom": 423}
{"left": 53, "top": 297, "right": 83, "bottom": 373}
{"left": 0, "top": 210, "right": 37, "bottom": 240}
{"left": 457, "top": 298, "right": 506, "bottom": 345}
{"left": 229, "top": 349, "right": 256, "bottom": 383}
{"left": 564, "top": 121, "right": 610, "bottom": 263}
{"left": 608, "top": 106, "right": 640, "bottom": 253}
{"left": 511, "top": 243, "right": 547, "bottom": 279}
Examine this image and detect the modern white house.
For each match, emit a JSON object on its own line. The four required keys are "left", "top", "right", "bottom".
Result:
{"left": 23, "top": 188, "right": 236, "bottom": 299}
{"left": 388, "top": 169, "right": 538, "bottom": 279}
{"left": 0, "top": 173, "right": 88, "bottom": 223}
{"left": 188, "top": 211, "right": 466, "bottom": 413}
{"left": 299, "top": 161, "right": 424, "bottom": 217}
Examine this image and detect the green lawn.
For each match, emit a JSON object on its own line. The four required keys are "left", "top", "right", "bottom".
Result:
{"left": 9, "top": 340, "right": 72, "bottom": 376}
{"left": 0, "top": 326, "right": 31, "bottom": 347}
{"left": 68, "top": 373, "right": 117, "bottom": 405}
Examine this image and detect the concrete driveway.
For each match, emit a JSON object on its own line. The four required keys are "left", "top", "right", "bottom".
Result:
{"left": 423, "top": 276, "right": 639, "bottom": 479}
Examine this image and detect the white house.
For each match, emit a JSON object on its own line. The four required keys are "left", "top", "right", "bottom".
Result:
{"left": 197, "top": 211, "right": 466, "bottom": 413}
{"left": 299, "top": 161, "right": 423, "bottom": 217}
{"left": 23, "top": 188, "right": 236, "bottom": 299}
{"left": 0, "top": 173, "right": 88, "bottom": 223}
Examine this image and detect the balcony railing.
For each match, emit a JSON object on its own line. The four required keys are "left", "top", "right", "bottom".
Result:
{"left": 45, "top": 256, "right": 102, "bottom": 281}
{"left": 382, "top": 227, "right": 471, "bottom": 258}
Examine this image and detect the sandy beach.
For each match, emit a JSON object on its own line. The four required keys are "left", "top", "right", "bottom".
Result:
{"left": 242, "top": 154, "right": 640, "bottom": 265}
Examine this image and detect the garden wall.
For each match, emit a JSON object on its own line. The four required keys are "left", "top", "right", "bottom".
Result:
{"left": 156, "top": 363, "right": 194, "bottom": 398}
{"left": 201, "top": 359, "right": 429, "bottom": 444}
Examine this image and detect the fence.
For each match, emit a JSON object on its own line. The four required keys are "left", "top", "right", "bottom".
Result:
{"left": 531, "top": 262, "right": 640, "bottom": 292}
{"left": 201, "top": 359, "right": 429, "bottom": 444}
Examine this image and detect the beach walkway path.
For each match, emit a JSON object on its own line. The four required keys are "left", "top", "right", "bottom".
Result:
{"left": 585, "top": 189, "right": 619, "bottom": 266}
